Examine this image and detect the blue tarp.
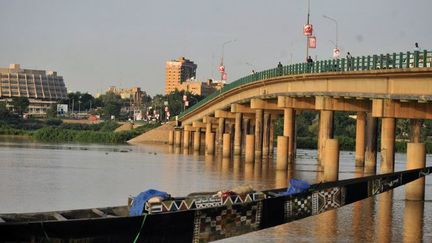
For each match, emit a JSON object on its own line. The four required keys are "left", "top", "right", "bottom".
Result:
{"left": 129, "top": 189, "right": 170, "bottom": 216}
{"left": 278, "top": 179, "right": 310, "bottom": 196}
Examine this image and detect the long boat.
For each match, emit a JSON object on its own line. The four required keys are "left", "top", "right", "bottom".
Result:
{"left": 1, "top": 167, "right": 431, "bottom": 242}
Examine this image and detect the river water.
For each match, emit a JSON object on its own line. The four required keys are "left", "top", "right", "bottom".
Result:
{"left": 0, "top": 136, "right": 431, "bottom": 242}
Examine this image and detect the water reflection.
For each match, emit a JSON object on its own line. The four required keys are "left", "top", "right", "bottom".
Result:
{"left": 403, "top": 200, "right": 424, "bottom": 242}
{"left": 0, "top": 137, "right": 431, "bottom": 242}
{"left": 377, "top": 191, "right": 393, "bottom": 243}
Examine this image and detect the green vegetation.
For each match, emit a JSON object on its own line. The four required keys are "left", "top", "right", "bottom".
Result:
{"left": 32, "top": 123, "right": 159, "bottom": 144}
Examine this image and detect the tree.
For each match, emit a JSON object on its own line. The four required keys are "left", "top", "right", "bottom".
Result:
{"left": 100, "top": 92, "right": 122, "bottom": 119}
{"left": 46, "top": 104, "right": 58, "bottom": 118}
{"left": 11, "top": 97, "right": 30, "bottom": 116}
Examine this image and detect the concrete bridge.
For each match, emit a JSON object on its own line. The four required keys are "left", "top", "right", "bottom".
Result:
{"left": 169, "top": 50, "right": 432, "bottom": 200}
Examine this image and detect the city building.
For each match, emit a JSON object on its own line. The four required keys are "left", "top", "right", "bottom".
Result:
{"left": 105, "top": 86, "right": 144, "bottom": 107}
{"left": 165, "top": 57, "right": 197, "bottom": 95}
{"left": 165, "top": 57, "right": 225, "bottom": 96}
{"left": 0, "top": 64, "right": 68, "bottom": 115}
{"left": 175, "top": 79, "right": 224, "bottom": 96}
{"left": 97, "top": 86, "right": 149, "bottom": 120}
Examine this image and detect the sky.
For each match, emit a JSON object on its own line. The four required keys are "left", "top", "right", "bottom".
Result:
{"left": 1, "top": 0, "right": 431, "bottom": 96}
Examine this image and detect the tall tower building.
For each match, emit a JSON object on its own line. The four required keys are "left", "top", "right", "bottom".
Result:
{"left": 165, "top": 57, "right": 197, "bottom": 95}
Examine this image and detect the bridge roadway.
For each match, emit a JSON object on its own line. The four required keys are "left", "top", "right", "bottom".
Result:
{"left": 170, "top": 50, "right": 432, "bottom": 198}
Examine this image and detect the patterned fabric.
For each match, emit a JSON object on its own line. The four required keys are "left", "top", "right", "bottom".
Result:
{"left": 146, "top": 192, "right": 266, "bottom": 214}
{"left": 285, "top": 187, "right": 346, "bottom": 221}
{"left": 192, "top": 202, "right": 263, "bottom": 243}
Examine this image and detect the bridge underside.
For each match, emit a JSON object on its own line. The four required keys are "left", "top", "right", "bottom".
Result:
{"left": 180, "top": 68, "right": 432, "bottom": 125}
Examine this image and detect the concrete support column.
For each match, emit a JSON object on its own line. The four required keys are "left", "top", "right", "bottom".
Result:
{"left": 318, "top": 110, "right": 334, "bottom": 164}
{"left": 364, "top": 113, "right": 378, "bottom": 173}
{"left": 276, "top": 136, "right": 289, "bottom": 170}
{"left": 284, "top": 108, "right": 296, "bottom": 163}
{"left": 406, "top": 143, "right": 426, "bottom": 201}
{"left": 229, "top": 123, "right": 235, "bottom": 150}
{"left": 206, "top": 132, "right": 215, "bottom": 155}
{"left": 254, "top": 109, "right": 264, "bottom": 159}
{"left": 174, "top": 130, "right": 182, "bottom": 147}
{"left": 217, "top": 118, "right": 225, "bottom": 150}
{"left": 323, "top": 139, "right": 339, "bottom": 182}
{"left": 242, "top": 118, "right": 250, "bottom": 154}
{"left": 355, "top": 112, "right": 366, "bottom": 167}
{"left": 410, "top": 119, "right": 422, "bottom": 143}
{"left": 183, "top": 130, "right": 191, "bottom": 150}
{"left": 245, "top": 135, "right": 255, "bottom": 163}
{"left": 262, "top": 112, "right": 271, "bottom": 158}
{"left": 168, "top": 130, "right": 174, "bottom": 145}
{"left": 380, "top": 117, "right": 395, "bottom": 174}
{"left": 234, "top": 113, "right": 243, "bottom": 155}
{"left": 205, "top": 121, "right": 212, "bottom": 140}
{"left": 222, "top": 133, "right": 231, "bottom": 158}
{"left": 269, "top": 119, "right": 275, "bottom": 157}
{"left": 193, "top": 129, "right": 201, "bottom": 151}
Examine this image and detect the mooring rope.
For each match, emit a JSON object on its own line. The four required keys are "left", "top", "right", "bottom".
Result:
{"left": 40, "top": 222, "right": 51, "bottom": 243}
{"left": 133, "top": 213, "right": 148, "bottom": 243}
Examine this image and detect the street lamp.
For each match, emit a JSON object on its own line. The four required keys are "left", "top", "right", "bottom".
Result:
{"left": 323, "top": 15, "right": 339, "bottom": 48}
{"left": 220, "top": 39, "right": 236, "bottom": 81}
{"left": 305, "top": 0, "right": 311, "bottom": 60}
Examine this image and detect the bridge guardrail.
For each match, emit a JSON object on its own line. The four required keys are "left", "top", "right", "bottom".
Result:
{"left": 179, "top": 50, "right": 431, "bottom": 119}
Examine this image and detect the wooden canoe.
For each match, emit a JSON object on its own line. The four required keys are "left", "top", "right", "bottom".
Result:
{"left": 0, "top": 167, "right": 431, "bottom": 242}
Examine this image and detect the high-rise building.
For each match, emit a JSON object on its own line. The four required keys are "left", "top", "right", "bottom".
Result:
{"left": 0, "top": 64, "right": 68, "bottom": 115}
{"left": 165, "top": 57, "right": 197, "bottom": 95}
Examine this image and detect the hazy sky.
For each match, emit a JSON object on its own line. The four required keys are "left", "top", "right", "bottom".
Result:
{"left": 1, "top": 0, "right": 431, "bottom": 96}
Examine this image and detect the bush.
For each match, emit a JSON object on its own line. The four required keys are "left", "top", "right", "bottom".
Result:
{"left": 296, "top": 137, "right": 317, "bottom": 149}
{"left": 46, "top": 118, "right": 63, "bottom": 126}
{"left": 32, "top": 127, "right": 134, "bottom": 144}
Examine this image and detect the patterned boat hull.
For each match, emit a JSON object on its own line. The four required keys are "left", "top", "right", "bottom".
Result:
{"left": 0, "top": 167, "right": 430, "bottom": 243}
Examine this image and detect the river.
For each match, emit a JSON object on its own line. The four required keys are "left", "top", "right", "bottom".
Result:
{"left": 0, "top": 136, "right": 431, "bottom": 242}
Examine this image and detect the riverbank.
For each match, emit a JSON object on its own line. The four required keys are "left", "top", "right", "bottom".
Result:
{"left": 0, "top": 119, "right": 159, "bottom": 144}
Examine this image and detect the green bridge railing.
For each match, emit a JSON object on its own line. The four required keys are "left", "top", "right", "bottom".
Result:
{"left": 179, "top": 50, "right": 432, "bottom": 119}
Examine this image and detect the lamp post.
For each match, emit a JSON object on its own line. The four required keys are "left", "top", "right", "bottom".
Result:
{"left": 323, "top": 15, "right": 339, "bottom": 49}
{"left": 220, "top": 39, "right": 236, "bottom": 81}
{"left": 305, "top": 0, "right": 311, "bottom": 60}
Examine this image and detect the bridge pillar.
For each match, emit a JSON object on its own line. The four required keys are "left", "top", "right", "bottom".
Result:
{"left": 355, "top": 112, "right": 366, "bottom": 167}
{"left": 183, "top": 130, "right": 191, "bottom": 150}
{"left": 323, "top": 139, "right": 339, "bottom": 182}
{"left": 229, "top": 123, "right": 235, "bottom": 152}
{"left": 206, "top": 132, "right": 215, "bottom": 155}
{"left": 223, "top": 133, "right": 231, "bottom": 158}
{"left": 174, "top": 130, "right": 182, "bottom": 147}
{"left": 276, "top": 136, "right": 289, "bottom": 170}
{"left": 380, "top": 117, "right": 395, "bottom": 173}
{"left": 318, "top": 110, "right": 334, "bottom": 164}
{"left": 410, "top": 119, "right": 422, "bottom": 143}
{"left": 254, "top": 109, "right": 264, "bottom": 159}
{"left": 245, "top": 134, "right": 255, "bottom": 163}
{"left": 242, "top": 118, "right": 250, "bottom": 155}
{"left": 168, "top": 130, "right": 174, "bottom": 145}
{"left": 234, "top": 113, "right": 243, "bottom": 155}
{"left": 364, "top": 113, "right": 378, "bottom": 173}
{"left": 217, "top": 118, "right": 225, "bottom": 151}
{"left": 193, "top": 128, "right": 201, "bottom": 151}
{"left": 406, "top": 143, "right": 426, "bottom": 201}
{"left": 269, "top": 118, "right": 275, "bottom": 157}
{"left": 205, "top": 121, "right": 212, "bottom": 153}
{"left": 283, "top": 108, "right": 296, "bottom": 163}
{"left": 262, "top": 112, "right": 271, "bottom": 158}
